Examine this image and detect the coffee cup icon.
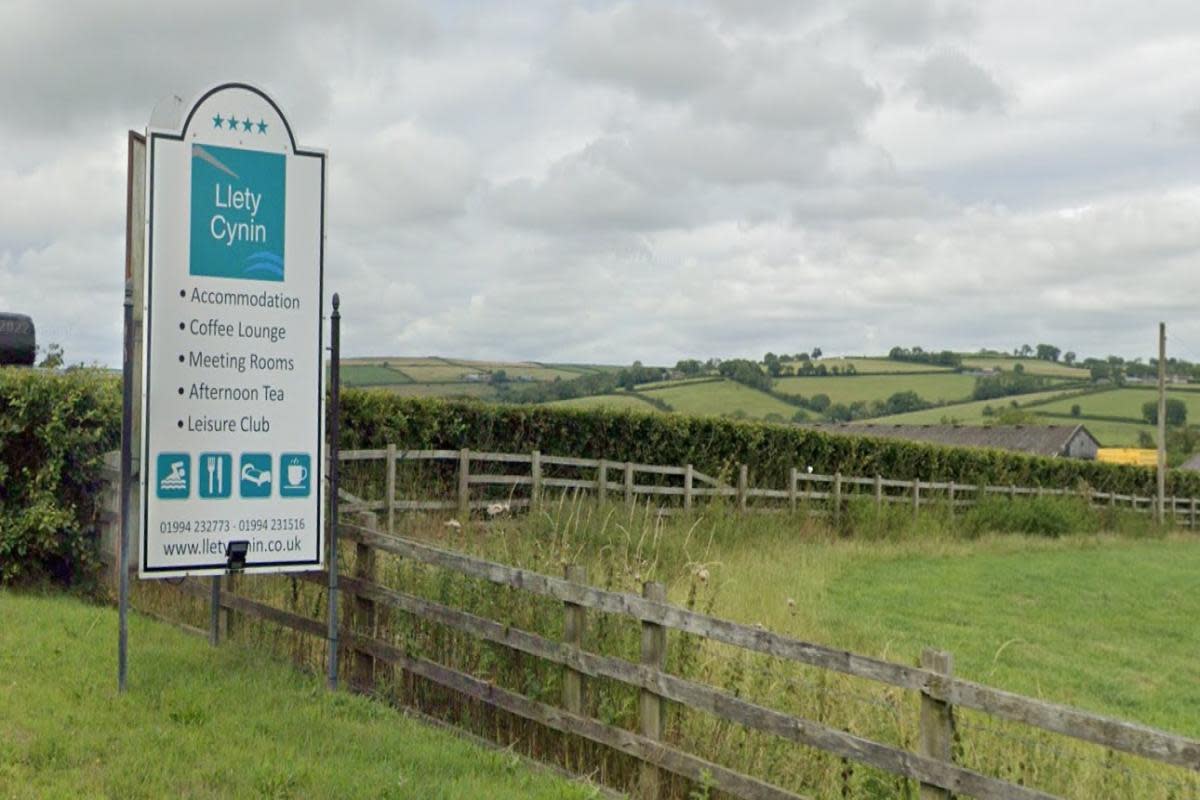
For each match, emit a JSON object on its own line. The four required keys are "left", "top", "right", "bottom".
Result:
{"left": 286, "top": 459, "right": 308, "bottom": 487}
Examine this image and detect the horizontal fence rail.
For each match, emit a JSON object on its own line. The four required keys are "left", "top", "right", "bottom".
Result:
{"left": 102, "top": 448, "right": 1200, "bottom": 800}
{"left": 101, "top": 508, "right": 1200, "bottom": 800}
{"left": 337, "top": 446, "right": 1200, "bottom": 527}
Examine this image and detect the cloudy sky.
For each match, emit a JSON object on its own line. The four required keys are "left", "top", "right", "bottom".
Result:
{"left": 4, "top": 0, "right": 1200, "bottom": 367}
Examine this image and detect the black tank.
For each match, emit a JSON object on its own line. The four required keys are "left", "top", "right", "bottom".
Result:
{"left": 0, "top": 314, "right": 36, "bottom": 366}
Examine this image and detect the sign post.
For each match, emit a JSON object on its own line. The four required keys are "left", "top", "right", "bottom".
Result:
{"left": 139, "top": 83, "right": 327, "bottom": 579}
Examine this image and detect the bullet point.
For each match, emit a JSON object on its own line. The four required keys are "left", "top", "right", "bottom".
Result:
{"left": 179, "top": 289, "right": 186, "bottom": 298}
{"left": 178, "top": 355, "right": 184, "bottom": 363}
{"left": 177, "top": 420, "right": 184, "bottom": 428}
{"left": 178, "top": 387, "right": 184, "bottom": 395}
{"left": 179, "top": 322, "right": 185, "bottom": 330}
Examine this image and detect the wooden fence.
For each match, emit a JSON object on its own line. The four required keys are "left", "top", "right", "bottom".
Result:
{"left": 107, "top": 510, "right": 1200, "bottom": 800}
{"left": 338, "top": 446, "right": 1200, "bottom": 528}
{"left": 98, "top": 452, "right": 1200, "bottom": 799}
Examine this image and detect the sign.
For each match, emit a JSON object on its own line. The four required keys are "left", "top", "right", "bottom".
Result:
{"left": 140, "top": 83, "right": 326, "bottom": 577}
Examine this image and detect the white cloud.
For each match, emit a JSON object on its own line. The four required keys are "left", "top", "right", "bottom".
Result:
{"left": 2, "top": 1, "right": 1200, "bottom": 368}
{"left": 907, "top": 48, "right": 1007, "bottom": 113}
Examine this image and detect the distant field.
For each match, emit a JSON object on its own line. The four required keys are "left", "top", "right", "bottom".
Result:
{"left": 341, "top": 364, "right": 413, "bottom": 387}
{"left": 774, "top": 373, "right": 977, "bottom": 405}
{"left": 543, "top": 394, "right": 660, "bottom": 412}
{"left": 634, "top": 377, "right": 721, "bottom": 391}
{"left": 641, "top": 378, "right": 797, "bottom": 419}
{"left": 866, "top": 388, "right": 1082, "bottom": 425}
{"left": 1032, "top": 387, "right": 1200, "bottom": 422}
{"left": 962, "top": 356, "right": 1091, "bottom": 379}
{"left": 783, "top": 357, "right": 953, "bottom": 374}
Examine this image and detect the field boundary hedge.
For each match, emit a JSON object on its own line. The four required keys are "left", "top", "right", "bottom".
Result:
{"left": 3, "top": 371, "right": 1195, "bottom": 588}
{"left": 342, "top": 392, "right": 1194, "bottom": 496}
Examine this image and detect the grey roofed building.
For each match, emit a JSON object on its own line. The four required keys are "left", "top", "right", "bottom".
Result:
{"left": 1178, "top": 453, "right": 1200, "bottom": 472}
{"left": 808, "top": 423, "right": 1101, "bottom": 460}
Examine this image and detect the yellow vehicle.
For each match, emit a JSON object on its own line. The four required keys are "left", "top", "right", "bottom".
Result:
{"left": 1096, "top": 448, "right": 1158, "bottom": 467}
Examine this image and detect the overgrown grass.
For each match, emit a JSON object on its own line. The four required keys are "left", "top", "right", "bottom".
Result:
{"left": 0, "top": 591, "right": 601, "bottom": 800}
{"left": 123, "top": 491, "right": 1200, "bottom": 799}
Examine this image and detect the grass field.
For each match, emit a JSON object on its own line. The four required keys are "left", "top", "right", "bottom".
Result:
{"left": 640, "top": 378, "right": 797, "bottom": 419}
{"left": 1032, "top": 387, "right": 1200, "bottom": 422}
{"left": 0, "top": 592, "right": 596, "bottom": 800}
{"left": 384, "top": 498, "right": 1200, "bottom": 799}
{"left": 340, "top": 364, "right": 413, "bottom": 387}
{"left": 783, "top": 357, "right": 953, "bottom": 374}
{"left": 866, "top": 388, "right": 1081, "bottom": 425}
{"left": 773, "top": 373, "right": 977, "bottom": 405}
{"left": 962, "top": 356, "right": 1091, "bottom": 379}
{"left": 543, "top": 393, "right": 661, "bottom": 412}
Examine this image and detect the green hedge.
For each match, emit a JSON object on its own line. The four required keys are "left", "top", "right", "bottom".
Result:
{"left": 0, "top": 368, "right": 120, "bottom": 585}
{"left": 343, "top": 392, "right": 1194, "bottom": 497}
{"left": 2, "top": 374, "right": 1192, "bottom": 587}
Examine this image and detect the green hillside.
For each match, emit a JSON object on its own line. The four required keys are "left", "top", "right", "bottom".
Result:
{"left": 773, "top": 373, "right": 977, "bottom": 405}
{"left": 961, "top": 356, "right": 1091, "bottom": 379}
{"left": 640, "top": 378, "right": 797, "bottom": 419}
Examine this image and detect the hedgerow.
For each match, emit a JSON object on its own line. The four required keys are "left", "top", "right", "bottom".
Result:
{"left": 2, "top": 373, "right": 1193, "bottom": 587}
{"left": 342, "top": 391, "right": 1193, "bottom": 496}
{"left": 0, "top": 368, "right": 120, "bottom": 585}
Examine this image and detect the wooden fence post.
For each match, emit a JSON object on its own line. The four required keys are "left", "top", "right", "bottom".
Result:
{"left": 352, "top": 513, "right": 378, "bottom": 692}
{"left": 1009, "top": 484, "right": 1017, "bottom": 501}
{"left": 531, "top": 450, "right": 542, "bottom": 509}
{"left": 562, "top": 565, "right": 586, "bottom": 716}
{"left": 639, "top": 581, "right": 667, "bottom": 800}
{"left": 598, "top": 459, "right": 608, "bottom": 503}
{"left": 833, "top": 471, "right": 842, "bottom": 527}
{"left": 385, "top": 443, "right": 396, "bottom": 534}
{"left": 919, "top": 648, "right": 956, "bottom": 800}
{"left": 224, "top": 572, "right": 238, "bottom": 640}
{"left": 948, "top": 481, "right": 956, "bottom": 515}
{"left": 874, "top": 474, "right": 882, "bottom": 511}
{"left": 789, "top": 467, "right": 798, "bottom": 512}
{"left": 737, "top": 464, "right": 748, "bottom": 513}
{"left": 912, "top": 479, "right": 921, "bottom": 516}
{"left": 1191, "top": 497, "right": 1196, "bottom": 529}
{"left": 458, "top": 448, "right": 470, "bottom": 520}
{"left": 624, "top": 462, "right": 634, "bottom": 507}
{"left": 684, "top": 464, "right": 694, "bottom": 512}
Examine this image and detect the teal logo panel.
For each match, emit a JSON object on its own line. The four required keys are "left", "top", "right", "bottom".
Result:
{"left": 190, "top": 144, "right": 286, "bottom": 282}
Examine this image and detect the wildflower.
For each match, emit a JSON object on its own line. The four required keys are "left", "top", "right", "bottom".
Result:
{"left": 486, "top": 502, "right": 510, "bottom": 517}
{"left": 444, "top": 518, "right": 462, "bottom": 529}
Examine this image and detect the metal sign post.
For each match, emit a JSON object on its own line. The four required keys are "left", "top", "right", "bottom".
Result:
{"left": 326, "top": 294, "right": 341, "bottom": 690}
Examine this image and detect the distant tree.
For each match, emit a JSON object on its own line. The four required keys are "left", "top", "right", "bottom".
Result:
{"left": 1035, "top": 344, "right": 1061, "bottom": 362}
{"left": 1143, "top": 398, "right": 1187, "bottom": 426}
{"left": 1063, "top": 351, "right": 1076, "bottom": 366}
{"left": 763, "top": 352, "right": 783, "bottom": 377}
{"left": 1138, "top": 431, "right": 1155, "bottom": 448}
{"left": 1018, "top": 344, "right": 1034, "bottom": 357}
{"left": 675, "top": 359, "right": 703, "bottom": 376}
{"left": 717, "top": 359, "right": 772, "bottom": 392}
{"left": 808, "top": 393, "right": 831, "bottom": 413}
{"left": 790, "top": 409, "right": 810, "bottom": 423}
{"left": 764, "top": 412, "right": 785, "bottom": 424}
{"left": 827, "top": 403, "right": 853, "bottom": 422}
{"left": 810, "top": 347, "right": 822, "bottom": 360}
{"left": 37, "top": 343, "right": 63, "bottom": 370}
{"left": 1089, "top": 362, "right": 1110, "bottom": 382}
{"left": 1013, "top": 363, "right": 1025, "bottom": 374}
{"left": 1070, "top": 403, "right": 1082, "bottom": 417}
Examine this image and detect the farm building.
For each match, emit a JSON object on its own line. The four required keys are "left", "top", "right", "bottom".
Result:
{"left": 811, "top": 423, "right": 1101, "bottom": 460}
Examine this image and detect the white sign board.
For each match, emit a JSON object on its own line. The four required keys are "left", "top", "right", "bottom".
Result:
{"left": 140, "top": 83, "right": 326, "bottom": 577}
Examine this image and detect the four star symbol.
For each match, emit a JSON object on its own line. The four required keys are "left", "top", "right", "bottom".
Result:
{"left": 211, "top": 112, "right": 270, "bottom": 134}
